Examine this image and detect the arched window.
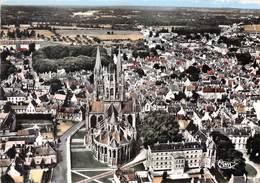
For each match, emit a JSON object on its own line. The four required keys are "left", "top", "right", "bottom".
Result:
{"left": 98, "top": 115, "right": 103, "bottom": 122}
{"left": 110, "top": 88, "right": 114, "bottom": 96}
{"left": 90, "top": 115, "right": 97, "bottom": 128}
{"left": 113, "top": 150, "right": 116, "bottom": 158}
{"left": 127, "top": 115, "right": 133, "bottom": 126}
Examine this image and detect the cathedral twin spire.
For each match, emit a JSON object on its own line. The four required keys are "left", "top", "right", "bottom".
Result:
{"left": 94, "top": 46, "right": 124, "bottom": 101}
{"left": 94, "top": 46, "right": 122, "bottom": 75}
{"left": 94, "top": 46, "right": 102, "bottom": 75}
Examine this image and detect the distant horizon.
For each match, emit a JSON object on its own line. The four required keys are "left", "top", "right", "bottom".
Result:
{"left": 2, "top": 0, "right": 260, "bottom": 10}
{"left": 2, "top": 4, "right": 260, "bottom": 11}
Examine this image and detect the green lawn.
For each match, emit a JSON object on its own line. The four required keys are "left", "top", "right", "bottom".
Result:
{"left": 209, "top": 168, "right": 228, "bottom": 183}
{"left": 71, "top": 171, "right": 106, "bottom": 183}
{"left": 72, "top": 172, "right": 85, "bottom": 183}
{"left": 132, "top": 163, "right": 145, "bottom": 171}
{"left": 72, "top": 131, "right": 86, "bottom": 139}
{"left": 71, "top": 151, "right": 108, "bottom": 169}
{"left": 99, "top": 175, "right": 113, "bottom": 183}
{"left": 246, "top": 163, "right": 257, "bottom": 177}
{"left": 80, "top": 171, "right": 106, "bottom": 177}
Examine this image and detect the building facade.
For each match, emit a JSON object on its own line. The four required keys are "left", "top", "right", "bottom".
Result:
{"left": 146, "top": 142, "right": 204, "bottom": 175}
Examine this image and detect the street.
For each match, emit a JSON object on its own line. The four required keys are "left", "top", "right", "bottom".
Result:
{"left": 52, "top": 121, "right": 85, "bottom": 183}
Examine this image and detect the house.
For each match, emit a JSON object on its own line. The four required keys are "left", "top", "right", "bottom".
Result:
{"left": 5, "top": 90, "right": 27, "bottom": 104}
{"left": 24, "top": 143, "right": 57, "bottom": 167}
{"left": 0, "top": 112, "right": 16, "bottom": 132}
{"left": 113, "top": 169, "right": 152, "bottom": 183}
{"left": 56, "top": 106, "right": 83, "bottom": 121}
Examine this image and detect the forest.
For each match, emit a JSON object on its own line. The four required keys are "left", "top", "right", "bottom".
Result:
{"left": 32, "top": 45, "right": 111, "bottom": 73}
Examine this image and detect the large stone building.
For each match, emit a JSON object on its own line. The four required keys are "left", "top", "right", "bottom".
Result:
{"left": 85, "top": 47, "right": 137, "bottom": 167}
{"left": 146, "top": 142, "right": 203, "bottom": 175}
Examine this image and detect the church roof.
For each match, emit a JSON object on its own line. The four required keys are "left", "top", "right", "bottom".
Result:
{"left": 96, "top": 127, "right": 130, "bottom": 146}
{"left": 90, "top": 101, "right": 104, "bottom": 113}
{"left": 121, "top": 101, "right": 134, "bottom": 113}
{"left": 107, "top": 104, "right": 118, "bottom": 117}
{"left": 109, "top": 109, "right": 118, "bottom": 124}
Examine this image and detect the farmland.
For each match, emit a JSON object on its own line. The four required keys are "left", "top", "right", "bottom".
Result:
{"left": 56, "top": 29, "right": 143, "bottom": 41}
{"left": 244, "top": 24, "right": 260, "bottom": 33}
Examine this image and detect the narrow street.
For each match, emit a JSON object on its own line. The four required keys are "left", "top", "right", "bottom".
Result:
{"left": 52, "top": 121, "right": 85, "bottom": 183}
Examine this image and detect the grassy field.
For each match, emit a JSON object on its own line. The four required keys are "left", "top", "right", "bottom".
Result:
{"left": 99, "top": 175, "right": 113, "bottom": 183}
{"left": 93, "top": 34, "right": 143, "bottom": 41}
{"left": 72, "top": 130, "right": 86, "bottom": 139}
{"left": 245, "top": 163, "right": 257, "bottom": 177}
{"left": 35, "top": 30, "right": 55, "bottom": 37}
{"left": 56, "top": 29, "right": 143, "bottom": 41}
{"left": 244, "top": 24, "right": 260, "bottom": 33}
{"left": 72, "top": 172, "right": 85, "bottom": 183}
{"left": 209, "top": 168, "right": 227, "bottom": 183}
{"left": 132, "top": 163, "right": 145, "bottom": 171}
{"left": 80, "top": 171, "right": 106, "bottom": 177}
{"left": 71, "top": 151, "right": 108, "bottom": 169}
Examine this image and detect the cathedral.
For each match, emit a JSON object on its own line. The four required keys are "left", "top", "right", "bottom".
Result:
{"left": 85, "top": 47, "right": 137, "bottom": 167}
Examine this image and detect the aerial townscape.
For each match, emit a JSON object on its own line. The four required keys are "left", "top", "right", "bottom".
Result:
{"left": 1, "top": 1, "right": 260, "bottom": 183}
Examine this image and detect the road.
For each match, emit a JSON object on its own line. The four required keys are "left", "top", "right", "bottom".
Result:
{"left": 52, "top": 121, "right": 85, "bottom": 183}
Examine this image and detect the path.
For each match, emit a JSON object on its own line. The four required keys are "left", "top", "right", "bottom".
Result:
{"left": 52, "top": 121, "right": 85, "bottom": 183}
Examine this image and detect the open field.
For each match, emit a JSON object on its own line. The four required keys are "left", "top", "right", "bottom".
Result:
{"left": 56, "top": 29, "right": 143, "bottom": 41}
{"left": 92, "top": 34, "right": 143, "bottom": 41}
{"left": 35, "top": 29, "right": 55, "bottom": 37}
{"left": 244, "top": 24, "right": 260, "bottom": 33}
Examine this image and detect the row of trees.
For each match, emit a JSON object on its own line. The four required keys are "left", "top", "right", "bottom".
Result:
{"left": 3, "top": 28, "right": 36, "bottom": 39}
{"left": 0, "top": 48, "right": 17, "bottom": 80}
{"left": 246, "top": 133, "right": 260, "bottom": 163}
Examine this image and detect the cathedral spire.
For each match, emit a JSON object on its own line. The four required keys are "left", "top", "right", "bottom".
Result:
{"left": 117, "top": 46, "right": 122, "bottom": 77}
{"left": 95, "top": 46, "right": 102, "bottom": 73}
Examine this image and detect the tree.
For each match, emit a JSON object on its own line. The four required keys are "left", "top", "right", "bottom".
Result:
{"left": 70, "top": 84, "right": 77, "bottom": 91}
{"left": 236, "top": 52, "right": 253, "bottom": 65}
{"left": 3, "top": 102, "right": 13, "bottom": 113}
{"left": 134, "top": 68, "right": 146, "bottom": 78}
{"left": 139, "top": 111, "right": 180, "bottom": 146}
{"left": 49, "top": 79, "right": 63, "bottom": 94}
{"left": 23, "top": 59, "right": 29, "bottom": 65}
{"left": 29, "top": 43, "right": 36, "bottom": 53}
{"left": 186, "top": 66, "right": 200, "bottom": 81}
{"left": 202, "top": 64, "right": 211, "bottom": 73}
{"left": 153, "top": 63, "right": 160, "bottom": 70}
{"left": 132, "top": 49, "right": 138, "bottom": 59}
{"left": 1, "top": 174, "right": 15, "bottom": 183}
{"left": 211, "top": 131, "right": 246, "bottom": 179}
{"left": 246, "top": 133, "right": 260, "bottom": 163}
{"left": 123, "top": 53, "right": 128, "bottom": 61}
{"left": 162, "top": 171, "right": 168, "bottom": 183}
{"left": 5, "top": 145, "right": 16, "bottom": 159}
